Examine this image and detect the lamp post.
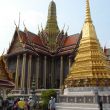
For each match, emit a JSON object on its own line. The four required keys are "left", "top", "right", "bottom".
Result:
{"left": 31, "top": 78, "right": 37, "bottom": 109}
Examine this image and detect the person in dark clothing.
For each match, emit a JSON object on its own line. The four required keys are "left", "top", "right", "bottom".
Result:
{"left": 2, "top": 99, "right": 9, "bottom": 110}
{"left": 99, "top": 100, "right": 103, "bottom": 110}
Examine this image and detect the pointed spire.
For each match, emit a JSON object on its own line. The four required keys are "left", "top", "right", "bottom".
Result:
{"left": 85, "top": 0, "right": 92, "bottom": 23}
{"left": 45, "top": 0, "right": 60, "bottom": 52}
{"left": 45, "top": 0, "right": 59, "bottom": 32}
{"left": 82, "top": 0, "right": 96, "bottom": 38}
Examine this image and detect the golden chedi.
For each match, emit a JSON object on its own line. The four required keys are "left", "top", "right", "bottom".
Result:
{"left": 65, "top": 0, "right": 110, "bottom": 87}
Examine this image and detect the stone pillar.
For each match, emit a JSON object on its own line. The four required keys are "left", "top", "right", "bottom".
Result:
{"left": 36, "top": 56, "right": 39, "bottom": 89}
{"left": 15, "top": 55, "right": 20, "bottom": 89}
{"left": 43, "top": 56, "right": 47, "bottom": 88}
{"left": 51, "top": 58, "right": 54, "bottom": 88}
{"left": 2, "top": 89, "right": 7, "bottom": 100}
{"left": 27, "top": 55, "right": 32, "bottom": 91}
{"left": 60, "top": 56, "right": 63, "bottom": 88}
{"left": 21, "top": 53, "right": 26, "bottom": 91}
{"left": 84, "top": 96, "right": 86, "bottom": 103}
{"left": 106, "top": 96, "right": 109, "bottom": 103}
{"left": 69, "top": 56, "right": 71, "bottom": 71}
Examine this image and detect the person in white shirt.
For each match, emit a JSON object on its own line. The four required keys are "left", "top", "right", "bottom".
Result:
{"left": 28, "top": 96, "right": 35, "bottom": 110}
{"left": 48, "top": 97, "right": 56, "bottom": 110}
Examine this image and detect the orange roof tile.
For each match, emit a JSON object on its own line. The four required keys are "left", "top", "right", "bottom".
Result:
{"left": 64, "top": 34, "right": 79, "bottom": 46}
{"left": 20, "top": 31, "right": 43, "bottom": 46}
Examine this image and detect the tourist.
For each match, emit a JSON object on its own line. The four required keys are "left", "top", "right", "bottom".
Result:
{"left": 48, "top": 97, "right": 56, "bottom": 110}
{"left": 13, "top": 98, "right": 20, "bottom": 110}
{"left": 17, "top": 97, "right": 27, "bottom": 110}
{"left": 99, "top": 99, "right": 103, "bottom": 110}
{"left": 7, "top": 98, "right": 14, "bottom": 110}
{"left": 3, "top": 98, "right": 9, "bottom": 110}
{"left": 28, "top": 96, "right": 35, "bottom": 110}
{"left": 24, "top": 98, "right": 30, "bottom": 110}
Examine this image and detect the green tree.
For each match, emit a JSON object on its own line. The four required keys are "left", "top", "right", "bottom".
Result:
{"left": 41, "top": 89, "right": 56, "bottom": 110}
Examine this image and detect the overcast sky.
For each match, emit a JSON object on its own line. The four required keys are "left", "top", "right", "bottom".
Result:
{"left": 0, "top": 0, "right": 110, "bottom": 54}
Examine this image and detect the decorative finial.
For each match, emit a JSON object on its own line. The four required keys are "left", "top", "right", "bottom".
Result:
{"left": 63, "top": 24, "right": 65, "bottom": 30}
{"left": 23, "top": 22, "right": 28, "bottom": 32}
{"left": 18, "top": 12, "right": 21, "bottom": 28}
{"left": 85, "top": 0, "right": 92, "bottom": 23}
{"left": 41, "top": 23, "right": 43, "bottom": 31}
{"left": 14, "top": 21, "right": 18, "bottom": 30}
{"left": 2, "top": 49, "right": 5, "bottom": 56}
{"left": 38, "top": 25, "right": 40, "bottom": 32}
{"left": 66, "top": 26, "right": 69, "bottom": 32}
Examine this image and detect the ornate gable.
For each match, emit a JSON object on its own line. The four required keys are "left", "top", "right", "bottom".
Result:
{"left": 7, "top": 30, "right": 24, "bottom": 54}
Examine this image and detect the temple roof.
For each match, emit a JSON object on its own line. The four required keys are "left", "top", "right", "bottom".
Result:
{"left": 7, "top": 27, "right": 80, "bottom": 56}
{"left": 64, "top": 34, "right": 79, "bottom": 46}
{"left": 0, "top": 55, "right": 14, "bottom": 88}
{"left": 0, "top": 80, "right": 15, "bottom": 88}
{"left": 20, "top": 31, "right": 43, "bottom": 46}
{"left": 6, "top": 0, "right": 80, "bottom": 56}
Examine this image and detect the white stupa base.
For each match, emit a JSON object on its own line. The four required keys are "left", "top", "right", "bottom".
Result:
{"left": 56, "top": 103, "right": 110, "bottom": 110}
{"left": 56, "top": 87, "right": 110, "bottom": 110}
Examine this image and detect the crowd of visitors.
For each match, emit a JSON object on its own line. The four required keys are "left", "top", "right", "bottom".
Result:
{"left": 0, "top": 96, "right": 35, "bottom": 110}
{"left": 0, "top": 96, "right": 56, "bottom": 110}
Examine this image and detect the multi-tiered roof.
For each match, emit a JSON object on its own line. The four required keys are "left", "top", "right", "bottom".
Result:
{"left": 7, "top": 0, "right": 80, "bottom": 56}
{"left": 0, "top": 55, "right": 14, "bottom": 88}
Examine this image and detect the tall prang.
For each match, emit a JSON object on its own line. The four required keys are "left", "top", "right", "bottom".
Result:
{"left": 45, "top": 0, "right": 60, "bottom": 52}
{"left": 65, "top": 0, "right": 110, "bottom": 87}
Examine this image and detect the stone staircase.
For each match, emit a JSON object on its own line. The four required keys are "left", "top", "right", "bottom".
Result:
{"left": 56, "top": 103, "right": 110, "bottom": 110}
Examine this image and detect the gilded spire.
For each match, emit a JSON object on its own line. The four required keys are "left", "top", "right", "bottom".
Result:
{"left": 82, "top": 0, "right": 96, "bottom": 39}
{"left": 45, "top": 0, "right": 59, "bottom": 32}
{"left": 65, "top": 0, "right": 110, "bottom": 87}
{"left": 45, "top": 0, "right": 60, "bottom": 52}
{"left": 85, "top": 0, "right": 92, "bottom": 23}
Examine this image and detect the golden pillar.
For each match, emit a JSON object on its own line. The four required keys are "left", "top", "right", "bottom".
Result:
{"left": 44, "top": 56, "right": 47, "bottom": 88}
{"left": 15, "top": 55, "right": 20, "bottom": 89}
{"left": 27, "top": 55, "right": 32, "bottom": 90}
{"left": 36, "top": 56, "right": 39, "bottom": 89}
{"left": 21, "top": 53, "right": 26, "bottom": 90}
{"left": 60, "top": 56, "right": 63, "bottom": 88}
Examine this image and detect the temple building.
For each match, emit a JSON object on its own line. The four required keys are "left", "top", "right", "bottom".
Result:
{"left": 5, "top": 0, "right": 80, "bottom": 92}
